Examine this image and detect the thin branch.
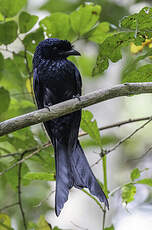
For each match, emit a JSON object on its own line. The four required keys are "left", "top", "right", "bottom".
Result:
{"left": 79, "top": 115, "right": 152, "bottom": 136}
{"left": 18, "top": 153, "right": 27, "bottom": 230}
{"left": 33, "top": 190, "right": 55, "bottom": 208}
{"left": 0, "top": 202, "right": 19, "bottom": 212}
{"left": 104, "top": 117, "right": 152, "bottom": 155}
{"left": 0, "top": 143, "right": 50, "bottom": 176}
{"left": 1, "top": 83, "right": 152, "bottom": 136}
{"left": 82, "top": 189, "right": 104, "bottom": 212}
{"left": 102, "top": 207, "right": 106, "bottom": 230}
{"left": 71, "top": 221, "right": 88, "bottom": 230}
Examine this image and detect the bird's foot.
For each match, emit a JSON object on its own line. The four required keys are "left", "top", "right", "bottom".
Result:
{"left": 73, "top": 94, "right": 81, "bottom": 101}
{"left": 44, "top": 104, "right": 52, "bottom": 111}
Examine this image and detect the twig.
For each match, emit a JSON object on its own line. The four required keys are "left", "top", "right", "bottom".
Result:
{"left": 18, "top": 153, "right": 27, "bottom": 230}
{"left": 0, "top": 143, "right": 50, "bottom": 176}
{"left": 33, "top": 190, "right": 55, "bottom": 208}
{"left": 71, "top": 221, "right": 88, "bottom": 230}
{"left": 79, "top": 115, "right": 152, "bottom": 136}
{"left": 0, "top": 202, "right": 19, "bottom": 212}
{"left": 1, "top": 83, "right": 152, "bottom": 136}
{"left": 102, "top": 207, "right": 106, "bottom": 230}
{"left": 82, "top": 189, "right": 104, "bottom": 212}
{"left": 104, "top": 117, "right": 152, "bottom": 155}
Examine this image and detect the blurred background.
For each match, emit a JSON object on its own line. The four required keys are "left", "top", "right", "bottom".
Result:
{"left": 1, "top": 0, "right": 152, "bottom": 229}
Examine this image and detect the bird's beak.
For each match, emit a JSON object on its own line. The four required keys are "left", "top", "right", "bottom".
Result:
{"left": 60, "top": 49, "right": 81, "bottom": 57}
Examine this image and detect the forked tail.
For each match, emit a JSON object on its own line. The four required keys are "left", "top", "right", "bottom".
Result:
{"left": 55, "top": 140, "right": 109, "bottom": 216}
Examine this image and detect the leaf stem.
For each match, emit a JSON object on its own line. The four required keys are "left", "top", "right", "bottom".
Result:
{"left": 102, "top": 154, "right": 108, "bottom": 230}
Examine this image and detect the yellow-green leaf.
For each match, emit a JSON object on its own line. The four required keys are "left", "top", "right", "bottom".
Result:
{"left": 130, "top": 168, "right": 140, "bottom": 181}
{"left": 122, "top": 183, "right": 136, "bottom": 204}
{"left": 24, "top": 172, "right": 55, "bottom": 181}
{"left": 70, "top": 3, "right": 101, "bottom": 36}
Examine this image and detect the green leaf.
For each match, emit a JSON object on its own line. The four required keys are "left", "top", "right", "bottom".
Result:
{"left": 6, "top": 162, "right": 29, "bottom": 190}
{"left": 121, "top": 7, "right": 152, "bottom": 31}
{"left": 130, "top": 168, "right": 141, "bottom": 181}
{"left": 77, "top": 55, "right": 96, "bottom": 77}
{"left": 40, "top": 0, "right": 80, "bottom": 14}
{"left": 53, "top": 227, "right": 62, "bottom": 230}
{"left": 36, "top": 216, "right": 52, "bottom": 230}
{"left": 0, "top": 87, "right": 10, "bottom": 114}
{"left": 122, "top": 183, "right": 136, "bottom": 204}
{"left": 40, "top": 13, "right": 70, "bottom": 40}
{"left": 70, "top": 3, "right": 101, "bottom": 36}
{"left": 0, "top": 213, "right": 13, "bottom": 230}
{"left": 104, "top": 225, "right": 115, "bottom": 230}
{"left": 80, "top": 110, "right": 102, "bottom": 148}
{"left": 0, "top": 21, "right": 18, "bottom": 45}
{"left": 0, "top": 58, "right": 26, "bottom": 93}
{"left": 0, "top": 53, "right": 4, "bottom": 80}
{"left": 23, "top": 27, "right": 44, "bottom": 53}
{"left": 136, "top": 178, "right": 152, "bottom": 186}
{"left": 19, "top": 11, "right": 38, "bottom": 33}
{"left": 92, "top": 56, "right": 109, "bottom": 76}
{"left": 93, "top": 31, "right": 145, "bottom": 75}
{"left": 24, "top": 172, "right": 55, "bottom": 181}
{"left": 88, "top": 22, "right": 110, "bottom": 44}
{"left": 0, "top": 0, "right": 26, "bottom": 17}
{"left": 122, "top": 64, "right": 152, "bottom": 83}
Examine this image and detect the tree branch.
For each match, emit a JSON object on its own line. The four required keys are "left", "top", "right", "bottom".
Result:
{"left": 0, "top": 82, "right": 152, "bottom": 136}
{"left": 18, "top": 153, "right": 27, "bottom": 230}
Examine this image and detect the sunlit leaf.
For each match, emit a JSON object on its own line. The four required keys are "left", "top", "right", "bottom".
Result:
{"left": 40, "top": 0, "right": 80, "bottom": 13}
{"left": 130, "top": 168, "right": 141, "bottom": 181}
{"left": 0, "top": 21, "right": 18, "bottom": 45}
{"left": 0, "top": 213, "right": 13, "bottom": 230}
{"left": 36, "top": 216, "right": 52, "bottom": 230}
{"left": 136, "top": 178, "right": 152, "bottom": 186}
{"left": 0, "top": 0, "right": 26, "bottom": 17}
{"left": 70, "top": 3, "right": 101, "bottom": 36}
{"left": 122, "top": 183, "right": 136, "bottom": 203}
{"left": 24, "top": 172, "right": 55, "bottom": 181}
{"left": 104, "top": 225, "right": 115, "bottom": 230}
{"left": 121, "top": 7, "right": 152, "bottom": 31}
{"left": 19, "top": 11, "right": 38, "bottom": 33}
{"left": 81, "top": 110, "right": 102, "bottom": 148}
{"left": 88, "top": 22, "right": 111, "bottom": 44}
{"left": 93, "top": 31, "right": 145, "bottom": 75}
{"left": 40, "top": 13, "right": 70, "bottom": 40}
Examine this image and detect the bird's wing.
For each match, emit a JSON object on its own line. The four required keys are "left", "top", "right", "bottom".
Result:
{"left": 33, "top": 68, "right": 44, "bottom": 109}
{"left": 67, "top": 66, "right": 82, "bottom": 152}
{"left": 74, "top": 64, "right": 82, "bottom": 96}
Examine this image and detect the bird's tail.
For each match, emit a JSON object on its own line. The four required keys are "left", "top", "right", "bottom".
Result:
{"left": 54, "top": 140, "right": 73, "bottom": 216}
{"left": 55, "top": 140, "right": 109, "bottom": 216}
{"left": 70, "top": 141, "right": 109, "bottom": 208}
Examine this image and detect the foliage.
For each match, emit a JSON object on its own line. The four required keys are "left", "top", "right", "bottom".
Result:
{"left": 0, "top": 0, "right": 152, "bottom": 229}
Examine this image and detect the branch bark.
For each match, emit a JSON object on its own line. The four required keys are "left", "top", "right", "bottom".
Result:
{"left": 0, "top": 82, "right": 152, "bottom": 136}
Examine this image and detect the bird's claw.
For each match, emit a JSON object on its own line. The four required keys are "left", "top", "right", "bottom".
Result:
{"left": 73, "top": 94, "right": 81, "bottom": 101}
{"left": 44, "top": 104, "right": 51, "bottom": 111}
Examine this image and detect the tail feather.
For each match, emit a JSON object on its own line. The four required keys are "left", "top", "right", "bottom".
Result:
{"left": 55, "top": 140, "right": 73, "bottom": 216}
{"left": 71, "top": 141, "right": 109, "bottom": 208}
{"left": 55, "top": 140, "right": 109, "bottom": 216}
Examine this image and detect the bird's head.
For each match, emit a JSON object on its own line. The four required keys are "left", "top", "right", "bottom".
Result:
{"left": 33, "top": 38, "right": 80, "bottom": 68}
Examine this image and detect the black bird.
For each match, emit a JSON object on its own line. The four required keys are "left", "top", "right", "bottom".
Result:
{"left": 33, "top": 38, "right": 109, "bottom": 216}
